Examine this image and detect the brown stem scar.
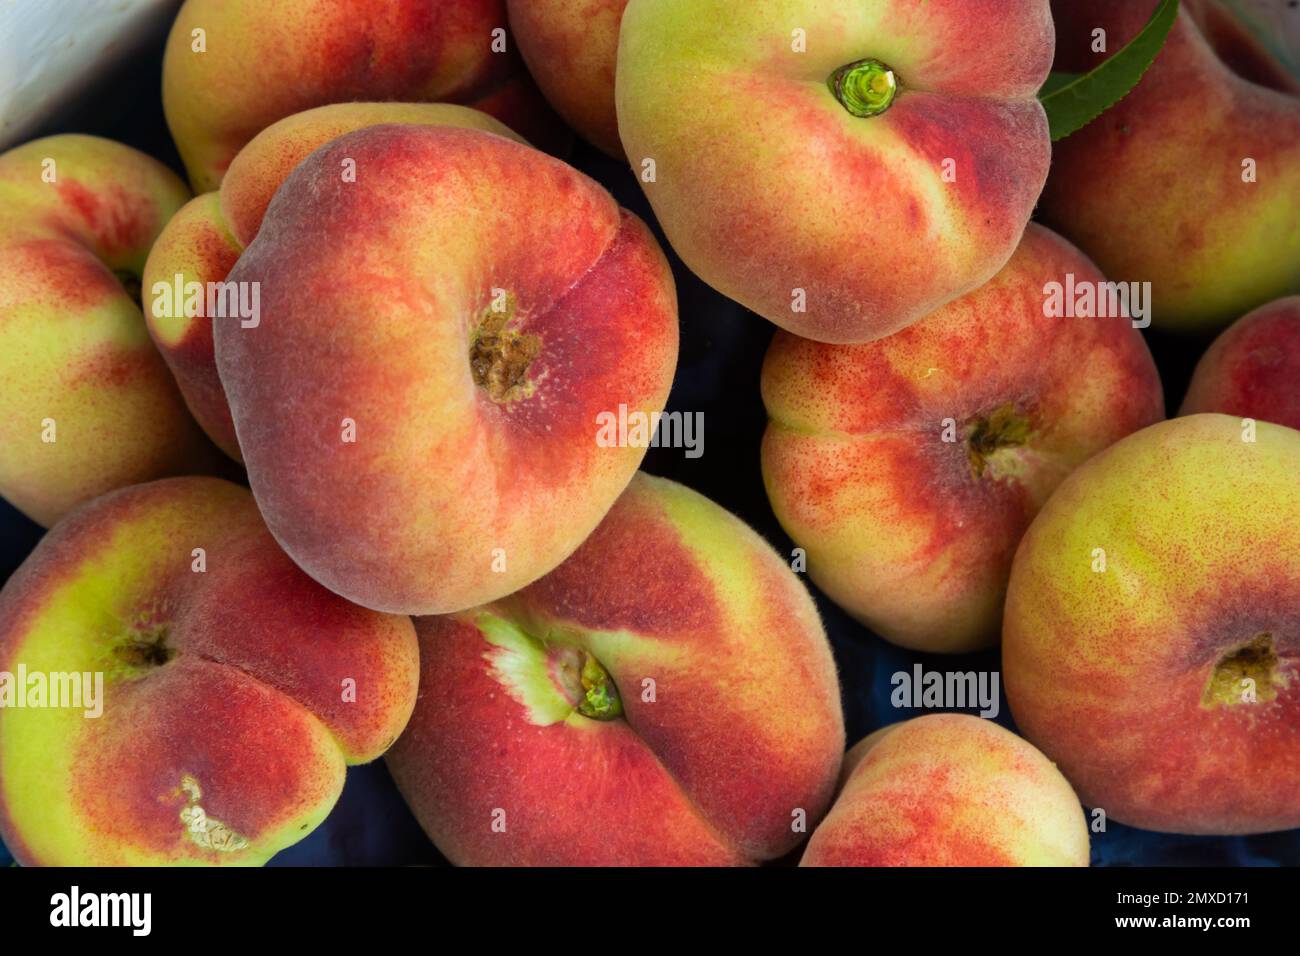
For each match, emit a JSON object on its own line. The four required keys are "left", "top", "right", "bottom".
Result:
{"left": 469, "top": 294, "right": 541, "bottom": 403}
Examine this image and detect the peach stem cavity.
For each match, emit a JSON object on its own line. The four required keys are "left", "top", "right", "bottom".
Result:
{"left": 479, "top": 612, "right": 623, "bottom": 724}
{"left": 111, "top": 626, "right": 174, "bottom": 675}
{"left": 966, "top": 403, "right": 1033, "bottom": 479}
{"left": 1202, "top": 633, "right": 1282, "bottom": 707}
{"left": 469, "top": 294, "right": 541, "bottom": 403}
{"left": 829, "top": 58, "right": 899, "bottom": 118}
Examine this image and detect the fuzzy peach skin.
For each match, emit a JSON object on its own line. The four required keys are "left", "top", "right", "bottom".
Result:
{"left": 0, "top": 135, "right": 225, "bottom": 527}
{"left": 1003, "top": 415, "right": 1300, "bottom": 834}
{"left": 761, "top": 225, "right": 1164, "bottom": 653}
{"left": 1041, "top": 0, "right": 1300, "bottom": 332}
{"left": 163, "top": 0, "right": 563, "bottom": 192}
{"left": 802, "top": 715, "right": 1089, "bottom": 866}
{"left": 0, "top": 477, "right": 418, "bottom": 866}
{"left": 215, "top": 124, "right": 678, "bottom": 615}
{"left": 144, "top": 102, "right": 524, "bottom": 460}
{"left": 386, "top": 473, "right": 844, "bottom": 866}
{"left": 1180, "top": 296, "right": 1300, "bottom": 430}
{"left": 507, "top": 0, "right": 628, "bottom": 156}
{"left": 616, "top": 0, "right": 1054, "bottom": 344}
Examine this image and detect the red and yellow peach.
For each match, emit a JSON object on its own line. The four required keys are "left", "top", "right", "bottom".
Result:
{"left": 507, "top": 0, "right": 629, "bottom": 156}
{"left": 0, "top": 477, "right": 419, "bottom": 865}
{"left": 163, "top": 0, "right": 562, "bottom": 192}
{"left": 802, "top": 715, "right": 1090, "bottom": 866}
{"left": 1180, "top": 296, "right": 1300, "bottom": 430}
{"left": 0, "top": 134, "right": 222, "bottom": 527}
{"left": 1003, "top": 414, "right": 1300, "bottom": 834}
{"left": 1041, "top": 0, "right": 1300, "bottom": 331}
{"left": 616, "top": 0, "right": 1055, "bottom": 343}
{"left": 386, "top": 472, "right": 845, "bottom": 866}
{"left": 144, "top": 101, "right": 525, "bottom": 460}
{"left": 215, "top": 123, "right": 678, "bottom": 615}
{"left": 761, "top": 225, "right": 1164, "bottom": 652}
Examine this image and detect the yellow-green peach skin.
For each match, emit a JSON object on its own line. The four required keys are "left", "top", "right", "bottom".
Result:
{"left": 386, "top": 473, "right": 845, "bottom": 865}
{"left": 0, "top": 477, "right": 418, "bottom": 865}
{"left": 1003, "top": 415, "right": 1300, "bottom": 834}
{"left": 0, "top": 135, "right": 224, "bottom": 527}
{"left": 616, "top": 0, "right": 1055, "bottom": 343}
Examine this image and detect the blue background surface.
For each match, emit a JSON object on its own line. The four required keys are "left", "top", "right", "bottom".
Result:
{"left": 1, "top": 17, "right": 1295, "bottom": 868}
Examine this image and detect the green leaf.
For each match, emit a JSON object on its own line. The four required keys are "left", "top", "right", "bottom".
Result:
{"left": 1038, "top": 72, "right": 1081, "bottom": 98}
{"left": 1039, "top": 0, "right": 1180, "bottom": 141}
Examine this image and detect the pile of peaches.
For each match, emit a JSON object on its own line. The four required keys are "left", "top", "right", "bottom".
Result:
{"left": 0, "top": 0, "right": 1297, "bottom": 867}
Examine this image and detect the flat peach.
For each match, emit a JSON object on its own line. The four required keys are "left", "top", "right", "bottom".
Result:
{"left": 0, "top": 134, "right": 222, "bottom": 526}
{"left": 215, "top": 124, "right": 678, "bottom": 614}
{"left": 802, "top": 715, "right": 1090, "bottom": 867}
{"left": 762, "top": 225, "right": 1163, "bottom": 651}
{"left": 0, "top": 477, "right": 419, "bottom": 865}
{"left": 163, "top": 0, "right": 563, "bottom": 191}
{"left": 387, "top": 473, "right": 845, "bottom": 865}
